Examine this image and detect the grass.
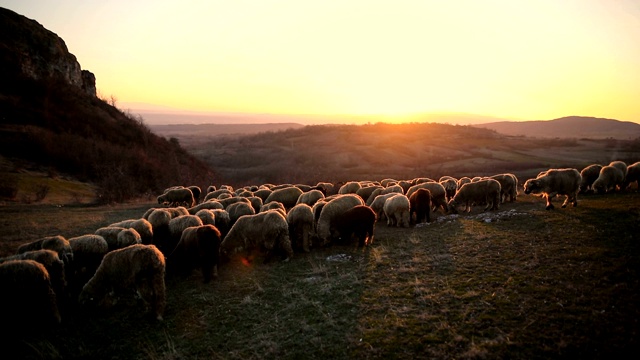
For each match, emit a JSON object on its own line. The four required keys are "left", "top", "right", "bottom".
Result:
{"left": 0, "top": 192, "right": 638, "bottom": 359}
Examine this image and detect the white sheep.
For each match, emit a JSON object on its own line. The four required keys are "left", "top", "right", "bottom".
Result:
{"left": 316, "top": 194, "right": 365, "bottom": 246}
{"left": 204, "top": 188, "right": 234, "bottom": 201}
{"left": 592, "top": 165, "right": 625, "bottom": 194}
{"left": 187, "top": 200, "right": 224, "bottom": 215}
{"left": 17, "top": 235, "right": 73, "bottom": 267}
{"left": 406, "top": 182, "right": 448, "bottom": 213}
{"left": 79, "top": 244, "right": 166, "bottom": 321}
{"left": 523, "top": 168, "right": 581, "bottom": 210}
{"left": 95, "top": 227, "right": 142, "bottom": 252}
{"left": 108, "top": 218, "right": 153, "bottom": 245}
{"left": 264, "top": 186, "right": 304, "bottom": 210}
{"left": 220, "top": 210, "right": 294, "bottom": 263}
{"left": 380, "top": 184, "right": 404, "bottom": 195}
{"left": 489, "top": 173, "right": 518, "bottom": 203}
{"left": 579, "top": 164, "right": 603, "bottom": 193}
{"left": 365, "top": 187, "right": 385, "bottom": 206}
{"left": 296, "top": 189, "right": 326, "bottom": 207}
{"left": 369, "top": 192, "right": 400, "bottom": 222}
{"left": 439, "top": 177, "right": 458, "bottom": 201}
{"left": 383, "top": 194, "right": 411, "bottom": 227}
{"left": 286, "top": 203, "right": 315, "bottom": 252}
{"left": 338, "top": 181, "right": 362, "bottom": 194}
{"left": 227, "top": 201, "right": 256, "bottom": 226}
{"left": 609, "top": 160, "right": 628, "bottom": 179}
{"left": 448, "top": 178, "right": 502, "bottom": 213}
{"left": 195, "top": 209, "right": 216, "bottom": 226}
{"left": 624, "top": 161, "right": 640, "bottom": 190}
{"left": 260, "top": 201, "right": 287, "bottom": 216}
{"left": 253, "top": 188, "right": 273, "bottom": 202}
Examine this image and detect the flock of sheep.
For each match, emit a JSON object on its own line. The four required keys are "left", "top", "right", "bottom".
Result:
{"left": 1, "top": 159, "right": 638, "bottom": 331}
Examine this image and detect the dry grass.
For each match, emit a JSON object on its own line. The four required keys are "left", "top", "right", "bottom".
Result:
{"left": 0, "top": 192, "right": 638, "bottom": 359}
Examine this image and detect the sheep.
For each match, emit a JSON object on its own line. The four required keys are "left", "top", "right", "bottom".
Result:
{"left": 95, "top": 227, "right": 142, "bottom": 252}
{"left": 380, "top": 178, "right": 398, "bottom": 187}
{"left": 409, "top": 188, "right": 431, "bottom": 224}
{"left": 369, "top": 192, "right": 400, "bottom": 222}
{"left": 523, "top": 168, "right": 581, "bottom": 210}
{"left": 260, "top": 201, "right": 287, "bottom": 216}
{"left": 330, "top": 205, "right": 376, "bottom": 247}
{"left": 315, "top": 182, "right": 336, "bottom": 196}
{"left": 163, "top": 215, "right": 204, "bottom": 256}
{"left": 79, "top": 244, "right": 166, "bottom": 321}
{"left": 67, "top": 234, "right": 109, "bottom": 297}
{"left": 245, "top": 196, "right": 264, "bottom": 213}
{"left": 157, "top": 187, "right": 195, "bottom": 208}
{"left": 204, "top": 188, "right": 234, "bottom": 201}
{"left": 195, "top": 209, "right": 216, "bottom": 226}
{"left": 448, "top": 179, "right": 501, "bottom": 213}
{"left": 439, "top": 177, "right": 458, "bottom": 201}
{"left": 286, "top": 203, "right": 315, "bottom": 253}
{"left": 412, "top": 177, "right": 435, "bottom": 185}
{"left": 579, "top": 164, "right": 603, "bottom": 193}
{"left": 609, "top": 160, "right": 628, "bottom": 179}
{"left": 316, "top": 194, "right": 365, "bottom": 246}
{"left": 0, "top": 250, "right": 66, "bottom": 311}
{"left": 490, "top": 173, "right": 518, "bottom": 203}
{"left": 187, "top": 200, "right": 224, "bottom": 214}
{"left": 187, "top": 185, "right": 202, "bottom": 203}
{"left": 406, "top": 182, "right": 448, "bottom": 214}
{"left": 457, "top": 177, "right": 472, "bottom": 189}
{"left": 297, "top": 189, "right": 326, "bottom": 207}
{"left": 592, "top": 165, "right": 625, "bottom": 194}
{"left": 227, "top": 201, "right": 256, "bottom": 227}
{"left": 217, "top": 196, "right": 251, "bottom": 209}
{"left": 167, "top": 225, "right": 222, "bottom": 283}
{"left": 264, "top": 186, "right": 304, "bottom": 210}
{"left": 147, "top": 208, "right": 172, "bottom": 246}
{"left": 383, "top": 194, "right": 411, "bottom": 227}
{"left": 338, "top": 181, "right": 362, "bottom": 194}
{"left": 356, "top": 185, "right": 383, "bottom": 204}
{"left": 380, "top": 184, "right": 404, "bottom": 195}
{"left": 16, "top": 235, "right": 73, "bottom": 266}
{"left": 253, "top": 188, "right": 273, "bottom": 202}
{"left": 0, "top": 259, "right": 61, "bottom": 331}
{"left": 220, "top": 210, "right": 294, "bottom": 263}
{"left": 365, "top": 187, "right": 385, "bottom": 206}
{"left": 109, "top": 218, "right": 154, "bottom": 245}
{"left": 211, "top": 209, "right": 231, "bottom": 238}
{"left": 624, "top": 161, "right": 640, "bottom": 190}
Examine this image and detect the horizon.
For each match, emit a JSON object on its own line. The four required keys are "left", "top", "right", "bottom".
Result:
{"left": 3, "top": 1, "right": 640, "bottom": 123}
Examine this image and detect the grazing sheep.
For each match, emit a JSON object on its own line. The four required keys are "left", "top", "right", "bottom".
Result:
{"left": 338, "top": 181, "right": 362, "bottom": 194}
{"left": 624, "top": 161, "right": 640, "bottom": 190}
{"left": 109, "top": 218, "right": 154, "bottom": 245}
{"left": 369, "top": 192, "right": 400, "bottom": 222}
{"left": 245, "top": 196, "right": 264, "bottom": 213}
{"left": 380, "top": 178, "right": 398, "bottom": 187}
{"left": 286, "top": 203, "right": 315, "bottom": 253}
{"left": 163, "top": 215, "right": 204, "bottom": 256}
{"left": 490, "top": 173, "right": 518, "bottom": 203}
{"left": 187, "top": 200, "right": 224, "bottom": 214}
{"left": 365, "top": 187, "right": 385, "bottom": 206}
{"left": 211, "top": 209, "right": 231, "bottom": 238}
{"left": 204, "top": 188, "right": 234, "bottom": 201}
{"left": 253, "top": 188, "right": 273, "bottom": 202}
{"left": 67, "top": 234, "right": 109, "bottom": 297}
{"left": 147, "top": 208, "right": 172, "bottom": 246}
{"left": 195, "top": 209, "right": 216, "bottom": 226}
{"left": 264, "top": 186, "right": 304, "bottom": 210}
{"left": 409, "top": 188, "right": 431, "bottom": 224}
{"left": 609, "top": 161, "right": 628, "bottom": 179}
{"left": 406, "top": 182, "right": 448, "bottom": 213}
{"left": 95, "top": 227, "right": 142, "bottom": 252}
{"left": 356, "top": 185, "right": 383, "bottom": 204}
{"left": 592, "top": 165, "right": 625, "bottom": 194}
{"left": 17, "top": 235, "right": 73, "bottom": 266}
{"left": 167, "top": 225, "right": 222, "bottom": 283}
{"left": 579, "top": 164, "right": 603, "bottom": 193}
{"left": 217, "top": 196, "right": 251, "bottom": 209}
{"left": 439, "top": 177, "right": 458, "bottom": 201}
{"left": 0, "top": 250, "right": 66, "bottom": 310}
{"left": 187, "top": 185, "right": 202, "bottom": 203}
{"left": 412, "top": 177, "right": 435, "bottom": 185}
{"left": 220, "top": 210, "right": 294, "bottom": 263}
{"left": 330, "top": 205, "right": 376, "bottom": 247}
{"left": 383, "top": 194, "right": 411, "bottom": 227}
{"left": 316, "top": 194, "right": 365, "bottom": 246}
{"left": 381, "top": 184, "right": 404, "bottom": 195}
{"left": 448, "top": 179, "right": 501, "bottom": 213}
{"left": 79, "top": 244, "right": 166, "bottom": 321}
{"left": 457, "top": 177, "right": 472, "bottom": 189}
{"left": 0, "top": 259, "right": 61, "bottom": 330}
{"left": 523, "top": 168, "right": 581, "bottom": 210}
{"left": 315, "top": 182, "right": 336, "bottom": 196}
{"left": 260, "top": 201, "right": 287, "bottom": 216}
{"left": 297, "top": 189, "right": 326, "bottom": 207}
{"left": 227, "top": 201, "right": 256, "bottom": 226}
{"left": 157, "top": 188, "right": 196, "bottom": 208}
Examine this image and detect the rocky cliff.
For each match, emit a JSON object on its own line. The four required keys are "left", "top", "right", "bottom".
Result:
{"left": 0, "top": 7, "right": 95, "bottom": 97}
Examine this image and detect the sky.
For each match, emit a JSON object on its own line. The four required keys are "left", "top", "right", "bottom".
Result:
{"left": 2, "top": 0, "right": 640, "bottom": 123}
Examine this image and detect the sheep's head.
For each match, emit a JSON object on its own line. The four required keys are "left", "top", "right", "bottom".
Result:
{"left": 523, "top": 179, "right": 541, "bottom": 195}
{"left": 447, "top": 199, "right": 460, "bottom": 214}
{"left": 592, "top": 179, "right": 606, "bottom": 194}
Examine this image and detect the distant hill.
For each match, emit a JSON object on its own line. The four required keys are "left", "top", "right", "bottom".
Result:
{"left": 150, "top": 123, "right": 305, "bottom": 137}
{"left": 473, "top": 116, "right": 640, "bottom": 139}
{"left": 0, "top": 7, "right": 215, "bottom": 202}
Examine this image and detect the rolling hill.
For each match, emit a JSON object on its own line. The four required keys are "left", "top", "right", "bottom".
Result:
{"left": 473, "top": 116, "right": 640, "bottom": 139}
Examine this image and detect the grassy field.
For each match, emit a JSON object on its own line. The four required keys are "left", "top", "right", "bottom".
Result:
{"left": 0, "top": 191, "right": 638, "bottom": 359}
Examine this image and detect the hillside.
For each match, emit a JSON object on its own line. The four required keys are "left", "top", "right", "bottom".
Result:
{"left": 170, "top": 122, "right": 640, "bottom": 187}
{"left": 0, "top": 7, "right": 216, "bottom": 203}
{"left": 474, "top": 116, "right": 640, "bottom": 139}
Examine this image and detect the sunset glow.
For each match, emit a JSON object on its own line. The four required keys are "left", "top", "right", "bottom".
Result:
{"left": 3, "top": 0, "right": 640, "bottom": 122}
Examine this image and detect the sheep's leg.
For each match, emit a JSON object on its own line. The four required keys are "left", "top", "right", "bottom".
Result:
{"left": 544, "top": 194, "right": 555, "bottom": 210}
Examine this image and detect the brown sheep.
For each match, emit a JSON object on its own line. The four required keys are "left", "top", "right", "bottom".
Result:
{"left": 592, "top": 165, "right": 625, "bottom": 194}
{"left": 79, "top": 244, "right": 166, "bottom": 321}
{"left": 167, "top": 225, "right": 222, "bottom": 283}
{"left": 490, "top": 173, "right": 518, "bottom": 203}
{"left": 523, "top": 168, "right": 581, "bottom": 210}
{"left": 448, "top": 179, "right": 501, "bottom": 213}
{"left": 579, "top": 164, "right": 603, "bottom": 193}
{"left": 286, "top": 203, "right": 315, "bottom": 253}
{"left": 409, "top": 188, "right": 431, "bottom": 224}
{"left": 624, "top": 161, "right": 640, "bottom": 190}
{"left": 331, "top": 205, "right": 377, "bottom": 247}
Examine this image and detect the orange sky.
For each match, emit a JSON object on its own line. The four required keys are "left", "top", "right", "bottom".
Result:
{"left": 4, "top": 0, "right": 640, "bottom": 123}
